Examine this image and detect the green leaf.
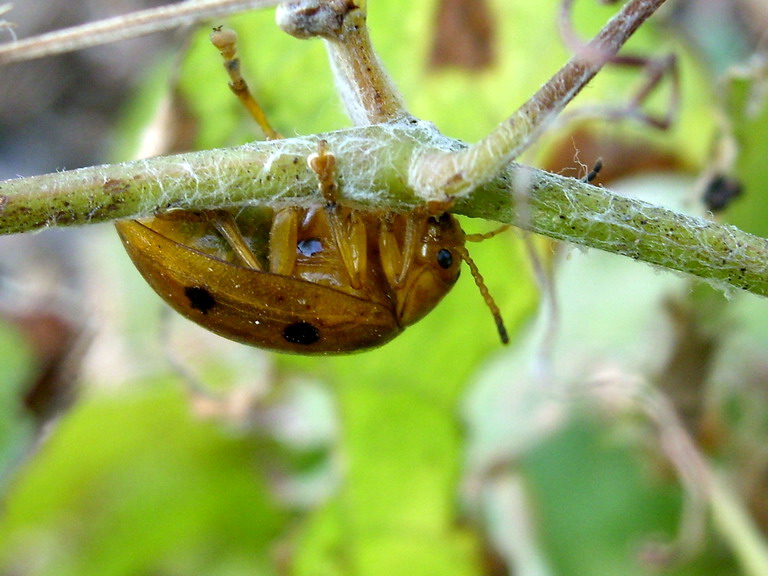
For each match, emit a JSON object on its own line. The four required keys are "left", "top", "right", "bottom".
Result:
{"left": 0, "top": 385, "right": 290, "bottom": 576}
{"left": 722, "top": 75, "right": 768, "bottom": 237}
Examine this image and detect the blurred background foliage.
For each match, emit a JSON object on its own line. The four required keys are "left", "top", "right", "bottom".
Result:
{"left": 0, "top": 0, "right": 767, "bottom": 574}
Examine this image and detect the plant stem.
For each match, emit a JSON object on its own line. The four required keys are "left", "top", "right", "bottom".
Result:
{"left": 409, "top": 0, "right": 669, "bottom": 200}
{"left": 710, "top": 471, "right": 768, "bottom": 576}
{"left": 463, "top": 165, "right": 768, "bottom": 297}
{"left": 1, "top": 121, "right": 767, "bottom": 298}
{"left": 0, "top": 0, "right": 283, "bottom": 64}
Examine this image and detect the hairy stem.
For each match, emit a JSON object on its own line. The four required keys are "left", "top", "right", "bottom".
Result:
{"left": 1, "top": 122, "right": 766, "bottom": 298}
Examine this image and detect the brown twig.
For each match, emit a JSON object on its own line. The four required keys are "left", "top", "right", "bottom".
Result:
{"left": 410, "top": 0, "right": 671, "bottom": 200}
{"left": 0, "top": 0, "right": 281, "bottom": 65}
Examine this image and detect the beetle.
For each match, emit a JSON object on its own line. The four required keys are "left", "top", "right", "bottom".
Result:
{"left": 114, "top": 25, "right": 508, "bottom": 355}
{"left": 116, "top": 141, "right": 507, "bottom": 354}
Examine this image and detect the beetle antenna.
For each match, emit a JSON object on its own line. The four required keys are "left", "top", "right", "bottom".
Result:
{"left": 464, "top": 224, "right": 510, "bottom": 242}
{"left": 455, "top": 246, "right": 509, "bottom": 344}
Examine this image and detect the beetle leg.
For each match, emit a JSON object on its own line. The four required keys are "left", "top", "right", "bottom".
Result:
{"left": 423, "top": 197, "right": 455, "bottom": 216}
{"left": 210, "top": 26, "right": 281, "bottom": 140}
{"left": 394, "top": 213, "right": 421, "bottom": 287}
{"left": 336, "top": 209, "right": 367, "bottom": 290}
{"left": 268, "top": 207, "right": 299, "bottom": 275}
{"left": 307, "top": 140, "right": 367, "bottom": 289}
{"left": 307, "top": 139, "right": 338, "bottom": 204}
{"left": 207, "top": 210, "right": 264, "bottom": 270}
{"left": 319, "top": 207, "right": 366, "bottom": 290}
{"left": 379, "top": 216, "right": 403, "bottom": 289}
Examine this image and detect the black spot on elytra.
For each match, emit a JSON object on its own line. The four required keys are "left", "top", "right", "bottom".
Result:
{"left": 184, "top": 286, "right": 216, "bottom": 314}
{"left": 283, "top": 321, "right": 320, "bottom": 345}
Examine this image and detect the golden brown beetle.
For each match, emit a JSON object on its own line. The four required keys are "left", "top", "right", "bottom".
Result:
{"left": 115, "top": 25, "right": 507, "bottom": 354}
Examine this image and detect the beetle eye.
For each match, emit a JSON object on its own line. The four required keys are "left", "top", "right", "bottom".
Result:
{"left": 436, "top": 248, "right": 453, "bottom": 269}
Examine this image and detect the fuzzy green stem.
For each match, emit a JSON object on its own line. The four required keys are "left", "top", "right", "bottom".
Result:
{"left": 463, "top": 165, "right": 768, "bottom": 296}
{"left": 1, "top": 122, "right": 767, "bottom": 298}
{"left": 0, "top": 124, "right": 423, "bottom": 233}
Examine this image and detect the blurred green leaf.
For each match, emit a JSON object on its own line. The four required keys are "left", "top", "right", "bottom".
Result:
{"left": 0, "top": 319, "right": 36, "bottom": 483}
{"left": 523, "top": 417, "right": 739, "bottom": 576}
{"left": 722, "top": 74, "right": 768, "bottom": 237}
{"left": 0, "top": 384, "right": 290, "bottom": 576}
